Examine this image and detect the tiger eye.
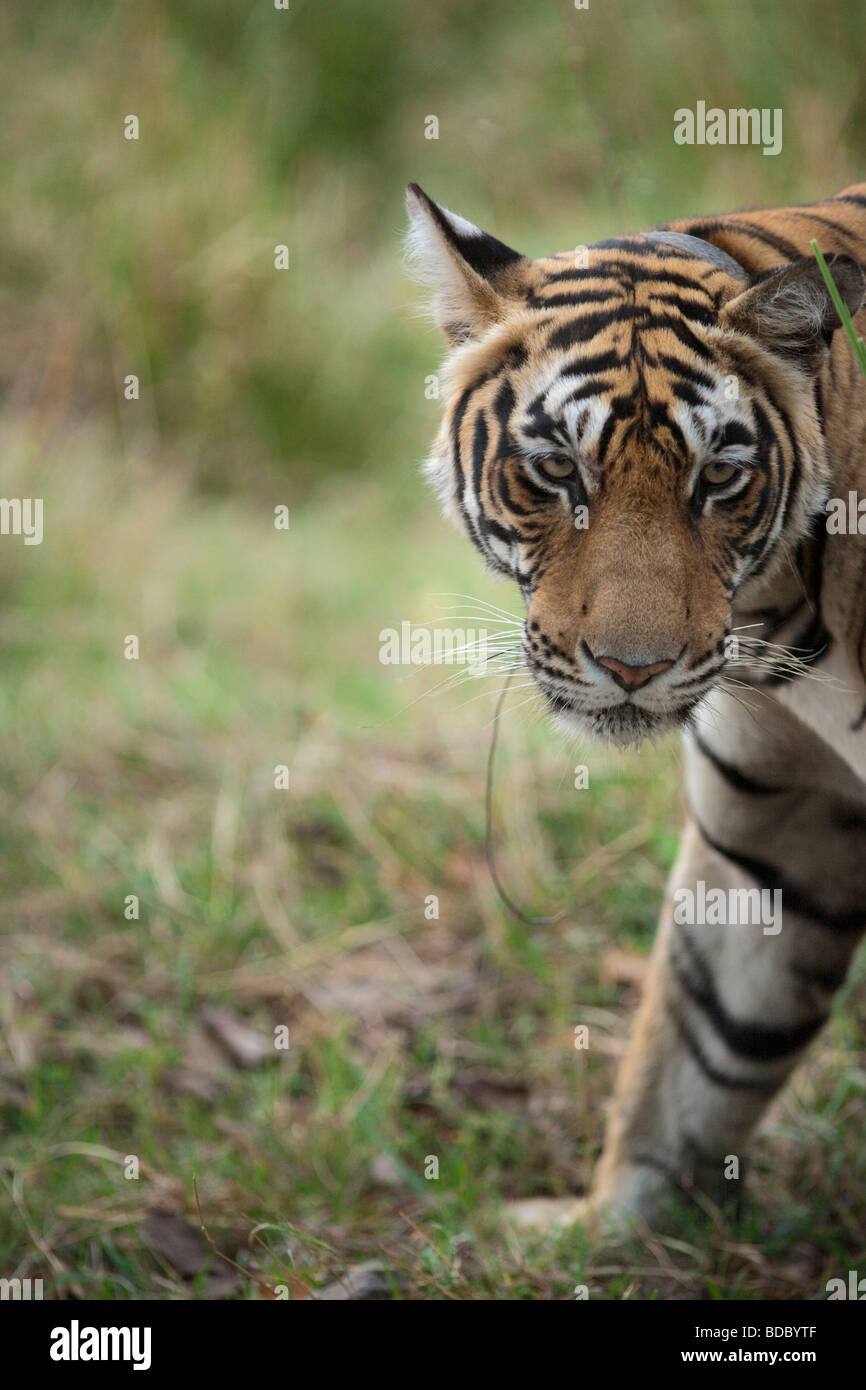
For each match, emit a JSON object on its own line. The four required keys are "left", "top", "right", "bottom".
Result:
{"left": 541, "top": 458, "right": 576, "bottom": 480}
{"left": 702, "top": 459, "right": 739, "bottom": 487}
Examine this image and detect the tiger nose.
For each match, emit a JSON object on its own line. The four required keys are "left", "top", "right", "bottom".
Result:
{"left": 591, "top": 652, "right": 675, "bottom": 691}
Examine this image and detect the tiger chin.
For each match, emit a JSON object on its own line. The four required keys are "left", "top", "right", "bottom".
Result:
{"left": 407, "top": 179, "right": 866, "bottom": 1240}
{"left": 549, "top": 691, "right": 700, "bottom": 751}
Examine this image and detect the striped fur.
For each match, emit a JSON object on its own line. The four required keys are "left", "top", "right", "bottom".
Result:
{"left": 407, "top": 182, "right": 866, "bottom": 1231}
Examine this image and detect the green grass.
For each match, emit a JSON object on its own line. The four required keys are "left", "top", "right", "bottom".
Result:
{"left": 813, "top": 240, "right": 866, "bottom": 376}
{"left": 1, "top": 0, "right": 865, "bottom": 1299}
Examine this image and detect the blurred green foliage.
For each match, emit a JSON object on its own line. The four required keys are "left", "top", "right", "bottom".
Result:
{"left": 1, "top": 0, "right": 865, "bottom": 494}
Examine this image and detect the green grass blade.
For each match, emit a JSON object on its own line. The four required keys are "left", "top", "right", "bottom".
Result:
{"left": 812, "top": 239, "right": 866, "bottom": 378}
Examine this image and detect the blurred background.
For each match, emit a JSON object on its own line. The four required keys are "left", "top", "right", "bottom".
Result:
{"left": 1, "top": 0, "right": 864, "bottom": 1299}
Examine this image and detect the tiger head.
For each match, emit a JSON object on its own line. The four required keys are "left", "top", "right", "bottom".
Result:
{"left": 406, "top": 183, "right": 865, "bottom": 747}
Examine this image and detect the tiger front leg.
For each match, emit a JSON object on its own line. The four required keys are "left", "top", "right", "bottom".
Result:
{"left": 509, "top": 792, "right": 861, "bottom": 1237}
{"left": 588, "top": 812, "right": 858, "bottom": 1231}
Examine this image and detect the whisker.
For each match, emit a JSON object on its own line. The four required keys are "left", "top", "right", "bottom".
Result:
{"left": 455, "top": 679, "right": 539, "bottom": 714}
{"left": 422, "top": 613, "right": 524, "bottom": 629}
{"left": 482, "top": 687, "right": 544, "bottom": 728}
{"left": 432, "top": 592, "right": 523, "bottom": 621}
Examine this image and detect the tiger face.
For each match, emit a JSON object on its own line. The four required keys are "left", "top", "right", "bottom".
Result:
{"left": 406, "top": 184, "right": 865, "bottom": 746}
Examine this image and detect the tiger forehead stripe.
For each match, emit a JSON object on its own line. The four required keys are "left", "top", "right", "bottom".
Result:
{"left": 450, "top": 290, "right": 742, "bottom": 504}
{"left": 417, "top": 187, "right": 863, "bottom": 595}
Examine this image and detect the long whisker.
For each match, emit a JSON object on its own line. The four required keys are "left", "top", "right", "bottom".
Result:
{"left": 388, "top": 642, "right": 523, "bottom": 690}
{"left": 715, "top": 679, "right": 770, "bottom": 734}
{"left": 432, "top": 592, "right": 524, "bottom": 621}
{"left": 416, "top": 614, "right": 524, "bottom": 629}
{"left": 452, "top": 679, "right": 538, "bottom": 715}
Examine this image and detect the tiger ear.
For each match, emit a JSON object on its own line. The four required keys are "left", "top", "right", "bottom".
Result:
{"left": 721, "top": 254, "right": 866, "bottom": 366}
{"left": 405, "top": 183, "right": 528, "bottom": 347}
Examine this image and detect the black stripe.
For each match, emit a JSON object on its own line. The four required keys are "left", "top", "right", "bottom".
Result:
{"left": 541, "top": 264, "right": 723, "bottom": 293}
{"left": 739, "top": 397, "right": 794, "bottom": 582}
{"left": 484, "top": 518, "right": 517, "bottom": 548}
{"left": 546, "top": 311, "right": 632, "bottom": 353}
{"left": 560, "top": 348, "right": 622, "bottom": 377}
{"left": 790, "top": 961, "right": 849, "bottom": 994}
{"left": 692, "top": 733, "right": 782, "bottom": 795}
{"left": 559, "top": 378, "right": 611, "bottom": 406}
{"left": 737, "top": 595, "right": 806, "bottom": 641}
{"left": 711, "top": 218, "right": 803, "bottom": 262}
{"left": 643, "top": 313, "right": 714, "bottom": 361}
{"left": 759, "top": 608, "right": 830, "bottom": 686}
{"left": 670, "top": 377, "right": 706, "bottom": 408}
{"left": 656, "top": 354, "right": 717, "bottom": 391}
{"left": 645, "top": 292, "right": 716, "bottom": 324}
{"left": 786, "top": 210, "right": 864, "bottom": 251}
{"left": 813, "top": 376, "right": 826, "bottom": 438}
{"left": 450, "top": 382, "right": 483, "bottom": 545}
{"left": 526, "top": 288, "right": 625, "bottom": 310}
{"left": 672, "top": 923, "right": 826, "bottom": 1062}
{"left": 596, "top": 396, "right": 637, "bottom": 463}
{"left": 719, "top": 420, "right": 755, "bottom": 450}
{"left": 471, "top": 410, "right": 488, "bottom": 508}
{"left": 694, "top": 817, "right": 865, "bottom": 934}
{"left": 644, "top": 398, "right": 688, "bottom": 454}
{"left": 497, "top": 467, "right": 540, "bottom": 517}
{"left": 674, "top": 662, "right": 724, "bottom": 691}
{"left": 491, "top": 375, "right": 515, "bottom": 454}
{"left": 672, "top": 1007, "right": 780, "bottom": 1092}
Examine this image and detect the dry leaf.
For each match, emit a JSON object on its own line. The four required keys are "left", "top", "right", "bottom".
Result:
{"left": 314, "top": 1260, "right": 401, "bottom": 1301}
{"left": 142, "top": 1208, "right": 240, "bottom": 1299}
{"left": 199, "top": 1005, "right": 270, "bottom": 1068}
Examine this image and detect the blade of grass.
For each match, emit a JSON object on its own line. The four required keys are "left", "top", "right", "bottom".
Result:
{"left": 811, "top": 239, "right": 866, "bottom": 377}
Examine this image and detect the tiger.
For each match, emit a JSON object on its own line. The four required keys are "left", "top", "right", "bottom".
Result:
{"left": 405, "top": 179, "right": 866, "bottom": 1234}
